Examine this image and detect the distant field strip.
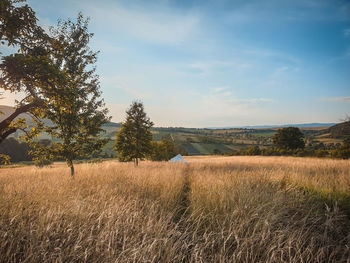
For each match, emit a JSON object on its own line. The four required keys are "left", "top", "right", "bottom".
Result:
{"left": 0, "top": 156, "right": 349, "bottom": 262}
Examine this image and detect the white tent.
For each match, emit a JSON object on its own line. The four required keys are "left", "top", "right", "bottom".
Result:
{"left": 170, "top": 154, "right": 188, "bottom": 164}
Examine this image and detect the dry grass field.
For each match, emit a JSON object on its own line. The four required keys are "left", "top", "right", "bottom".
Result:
{"left": 0, "top": 156, "right": 350, "bottom": 262}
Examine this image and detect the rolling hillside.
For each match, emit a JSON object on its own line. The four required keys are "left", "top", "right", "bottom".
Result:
{"left": 0, "top": 105, "right": 341, "bottom": 155}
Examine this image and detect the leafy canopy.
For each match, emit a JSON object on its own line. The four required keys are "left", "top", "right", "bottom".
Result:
{"left": 114, "top": 101, "right": 153, "bottom": 165}
{"left": 27, "top": 14, "right": 110, "bottom": 175}
{"left": 148, "top": 139, "right": 177, "bottom": 161}
{"left": 0, "top": 0, "right": 50, "bottom": 144}
{"left": 273, "top": 127, "right": 305, "bottom": 150}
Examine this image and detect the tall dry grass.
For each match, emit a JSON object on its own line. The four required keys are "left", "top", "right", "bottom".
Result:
{"left": 0, "top": 156, "right": 349, "bottom": 262}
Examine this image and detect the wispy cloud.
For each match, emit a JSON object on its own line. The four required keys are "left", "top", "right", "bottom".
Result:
{"left": 243, "top": 48, "right": 301, "bottom": 65}
{"left": 226, "top": 0, "right": 350, "bottom": 22}
{"left": 210, "top": 86, "right": 274, "bottom": 104}
{"left": 344, "top": 28, "right": 350, "bottom": 37}
{"left": 228, "top": 98, "right": 274, "bottom": 104}
{"left": 212, "top": 86, "right": 231, "bottom": 93}
{"left": 188, "top": 61, "right": 232, "bottom": 76}
{"left": 83, "top": 2, "right": 200, "bottom": 45}
{"left": 100, "top": 75, "right": 154, "bottom": 100}
{"left": 322, "top": 96, "right": 350, "bottom": 102}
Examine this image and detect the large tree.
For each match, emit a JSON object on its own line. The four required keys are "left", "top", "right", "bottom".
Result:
{"left": 0, "top": 0, "right": 50, "bottom": 143}
{"left": 27, "top": 14, "right": 110, "bottom": 176}
{"left": 273, "top": 127, "right": 305, "bottom": 150}
{"left": 114, "top": 101, "right": 153, "bottom": 166}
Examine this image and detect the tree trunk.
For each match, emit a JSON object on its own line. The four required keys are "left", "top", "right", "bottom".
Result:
{"left": 135, "top": 157, "right": 138, "bottom": 166}
{"left": 67, "top": 159, "right": 75, "bottom": 177}
{"left": 70, "top": 165, "right": 75, "bottom": 177}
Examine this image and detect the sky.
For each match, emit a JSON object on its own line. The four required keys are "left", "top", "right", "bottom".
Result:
{"left": 1, "top": 0, "right": 350, "bottom": 127}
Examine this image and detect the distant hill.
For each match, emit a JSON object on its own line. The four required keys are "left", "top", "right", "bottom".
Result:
{"left": 328, "top": 121, "right": 350, "bottom": 138}
{"left": 208, "top": 123, "right": 337, "bottom": 129}
{"left": 103, "top": 122, "right": 122, "bottom": 128}
{"left": 1, "top": 104, "right": 342, "bottom": 156}
{"left": 0, "top": 105, "right": 120, "bottom": 128}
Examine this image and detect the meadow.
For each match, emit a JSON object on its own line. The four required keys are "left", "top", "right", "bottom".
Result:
{"left": 0, "top": 156, "right": 349, "bottom": 262}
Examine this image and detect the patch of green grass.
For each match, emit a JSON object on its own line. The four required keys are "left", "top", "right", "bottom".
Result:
{"left": 300, "top": 185, "right": 350, "bottom": 218}
{"left": 178, "top": 142, "right": 200, "bottom": 155}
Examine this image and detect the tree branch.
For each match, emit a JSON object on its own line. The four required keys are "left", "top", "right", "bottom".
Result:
{"left": 0, "top": 127, "right": 17, "bottom": 143}
{"left": 0, "top": 100, "right": 42, "bottom": 131}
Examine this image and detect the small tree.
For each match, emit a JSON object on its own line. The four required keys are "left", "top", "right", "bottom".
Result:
{"left": 28, "top": 14, "right": 110, "bottom": 176}
{"left": 148, "top": 139, "right": 177, "bottom": 161}
{"left": 332, "top": 137, "right": 350, "bottom": 159}
{"left": 246, "top": 145, "right": 261, "bottom": 155}
{"left": 114, "top": 101, "right": 153, "bottom": 166}
{"left": 273, "top": 127, "right": 305, "bottom": 150}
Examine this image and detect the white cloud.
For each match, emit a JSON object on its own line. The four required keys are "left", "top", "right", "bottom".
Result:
{"left": 100, "top": 75, "right": 154, "bottom": 100}
{"left": 0, "top": 90, "right": 25, "bottom": 106}
{"left": 188, "top": 61, "right": 232, "bottom": 76}
{"left": 212, "top": 86, "right": 231, "bottom": 93}
{"left": 105, "top": 102, "right": 129, "bottom": 123}
{"left": 228, "top": 98, "right": 274, "bottom": 104}
{"left": 322, "top": 96, "right": 350, "bottom": 102}
{"left": 83, "top": 2, "right": 200, "bottom": 45}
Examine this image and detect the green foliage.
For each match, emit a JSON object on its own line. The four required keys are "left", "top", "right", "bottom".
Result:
{"left": 27, "top": 14, "right": 110, "bottom": 175}
{"left": 213, "top": 148, "right": 221, "bottom": 155}
{"left": 31, "top": 139, "right": 53, "bottom": 167}
{"left": 314, "top": 149, "right": 328, "bottom": 158}
{"left": 331, "top": 137, "right": 350, "bottom": 159}
{"left": 34, "top": 157, "right": 53, "bottom": 168}
{"left": 273, "top": 127, "right": 305, "bottom": 150}
{"left": 0, "top": 0, "right": 50, "bottom": 143}
{"left": 148, "top": 139, "right": 177, "bottom": 161}
{"left": 114, "top": 101, "right": 153, "bottom": 165}
{"left": 300, "top": 185, "right": 350, "bottom": 219}
{"left": 0, "top": 154, "right": 11, "bottom": 165}
{"left": 1, "top": 2, "right": 109, "bottom": 173}
{"left": 0, "top": 0, "right": 39, "bottom": 47}
{"left": 246, "top": 145, "right": 261, "bottom": 155}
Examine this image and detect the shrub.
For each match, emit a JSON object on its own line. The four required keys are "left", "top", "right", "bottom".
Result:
{"left": 246, "top": 146, "right": 261, "bottom": 155}
{"left": 315, "top": 149, "right": 328, "bottom": 158}
{"left": 34, "top": 158, "right": 53, "bottom": 168}
{"left": 149, "top": 140, "right": 177, "bottom": 161}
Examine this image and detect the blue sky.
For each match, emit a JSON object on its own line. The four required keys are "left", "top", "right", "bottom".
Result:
{"left": 2, "top": 0, "right": 350, "bottom": 127}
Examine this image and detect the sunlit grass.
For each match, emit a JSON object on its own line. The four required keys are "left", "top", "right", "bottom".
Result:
{"left": 0, "top": 156, "right": 349, "bottom": 262}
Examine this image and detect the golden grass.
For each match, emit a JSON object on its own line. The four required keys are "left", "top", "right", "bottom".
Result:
{"left": 0, "top": 156, "right": 349, "bottom": 262}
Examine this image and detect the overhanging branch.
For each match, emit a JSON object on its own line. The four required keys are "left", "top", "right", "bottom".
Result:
{"left": 0, "top": 100, "right": 42, "bottom": 131}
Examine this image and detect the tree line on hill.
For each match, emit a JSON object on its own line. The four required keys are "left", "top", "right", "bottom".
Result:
{"left": 228, "top": 126, "right": 350, "bottom": 159}
{"left": 2, "top": 119, "right": 349, "bottom": 168}
{"left": 0, "top": 102, "right": 180, "bottom": 165}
